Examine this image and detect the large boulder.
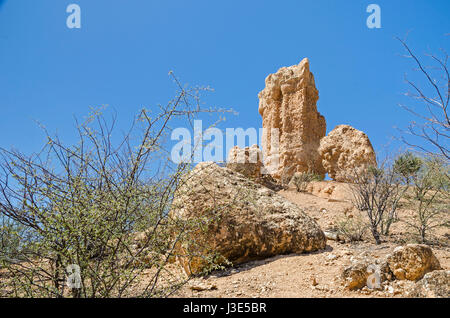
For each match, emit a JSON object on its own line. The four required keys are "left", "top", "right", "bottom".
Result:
{"left": 387, "top": 244, "right": 442, "bottom": 281}
{"left": 258, "top": 58, "right": 326, "bottom": 181}
{"left": 409, "top": 270, "right": 450, "bottom": 298}
{"left": 318, "top": 125, "right": 376, "bottom": 182}
{"left": 171, "top": 162, "right": 326, "bottom": 275}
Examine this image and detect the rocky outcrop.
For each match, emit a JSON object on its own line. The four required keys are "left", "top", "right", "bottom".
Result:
{"left": 318, "top": 125, "right": 377, "bottom": 182}
{"left": 387, "top": 244, "right": 442, "bottom": 281}
{"left": 258, "top": 58, "right": 326, "bottom": 181}
{"left": 258, "top": 59, "right": 376, "bottom": 183}
{"left": 171, "top": 162, "right": 326, "bottom": 275}
{"left": 227, "top": 145, "right": 283, "bottom": 191}
{"left": 340, "top": 244, "right": 444, "bottom": 291}
{"left": 226, "top": 145, "right": 263, "bottom": 179}
{"left": 409, "top": 270, "right": 450, "bottom": 298}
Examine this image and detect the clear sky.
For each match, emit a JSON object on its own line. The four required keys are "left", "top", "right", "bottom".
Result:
{"left": 0, "top": 0, "right": 449, "bottom": 160}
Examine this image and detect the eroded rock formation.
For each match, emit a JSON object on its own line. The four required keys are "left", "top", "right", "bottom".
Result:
{"left": 258, "top": 58, "right": 326, "bottom": 181}
{"left": 318, "top": 125, "right": 377, "bottom": 182}
{"left": 340, "top": 244, "right": 444, "bottom": 291}
{"left": 226, "top": 144, "right": 263, "bottom": 179}
{"left": 258, "top": 59, "right": 377, "bottom": 182}
{"left": 170, "top": 162, "right": 326, "bottom": 275}
{"left": 227, "top": 145, "right": 283, "bottom": 191}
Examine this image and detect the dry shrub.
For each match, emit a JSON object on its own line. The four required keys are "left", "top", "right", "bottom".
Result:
{"left": 290, "top": 171, "right": 322, "bottom": 193}
{"left": 336, "top": 212, "right": 368, "bottom": 242}
{"left": 0, "top": 76, "right": 231, "bottom": 298}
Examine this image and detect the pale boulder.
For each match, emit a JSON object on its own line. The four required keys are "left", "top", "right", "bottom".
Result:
{"left": 226, "top": 144, "right": 263, "bottom": 179}
{"left": 171, "top": 162, "right": 326, "bottom": 275}
{"left": 318, "top": 125, "right": 376, "bottom": 182}
{"left": 387, "top": 244, "right": 442, "bottom": 281}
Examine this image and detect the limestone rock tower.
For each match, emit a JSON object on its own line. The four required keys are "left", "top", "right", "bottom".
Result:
{"left": 258, "top": 58, "right": 326, "bottom": 180}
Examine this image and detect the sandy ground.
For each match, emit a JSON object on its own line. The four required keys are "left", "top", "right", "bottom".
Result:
{"left": 173, "top": 181, "right": 450, "bottom": 298}
{"left": 1, "top": 181, "right": 447, "bottom": 298}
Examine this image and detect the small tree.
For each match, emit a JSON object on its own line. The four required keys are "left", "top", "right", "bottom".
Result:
{"left": 0, "top": 75, "right": 230, "bottom": 298}
{"left": 403, "top": 155, "right": 449, "bottom": 243}
{"left": 378, "top": 151, "right": 424, "bottom": 235}
{"left": 393, "top": 151, "right": 423, "bottom": 182}
{"left": 350, "top": 165, "right": 404, "bottom": 244}
{"left": 397, "top": 38, "right": 449, "bottom": 161}
{"left": 0, "top": 218, "right": 32, "bottom": 264}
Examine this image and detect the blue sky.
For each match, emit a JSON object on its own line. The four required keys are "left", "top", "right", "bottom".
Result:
{"left": 0, "top": 0, "right": 449, "bottom": 160}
